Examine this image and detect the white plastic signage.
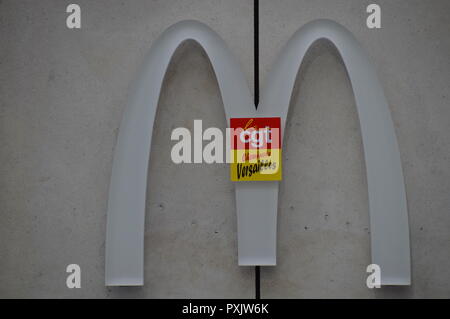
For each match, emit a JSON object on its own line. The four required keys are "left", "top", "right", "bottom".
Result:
{"left": 105, "top": 20, "right": 411, "bottom": 286}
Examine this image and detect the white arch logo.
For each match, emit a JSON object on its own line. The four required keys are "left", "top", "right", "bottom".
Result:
{"left": 105, "top": 19, "right": 411, "bottom": 286}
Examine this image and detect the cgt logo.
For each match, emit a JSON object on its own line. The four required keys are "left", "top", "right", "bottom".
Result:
{"left": 105, "top": 20, "right": 411, "bottom": 287}
{"left": 239, "top": 126, "right": 272, "bottom": 148}
{"left": 237, "top": 118, "right": 274, "bottom": 148}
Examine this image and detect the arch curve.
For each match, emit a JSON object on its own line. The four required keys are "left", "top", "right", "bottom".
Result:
{"left": 258, "top": 19, "right": 411, "bottom": 285}
{"left": 105, "top": 20, "right": 253, "bottom": 286}
{"left": 106, "top": 19, "right": 411, "bottom": 287}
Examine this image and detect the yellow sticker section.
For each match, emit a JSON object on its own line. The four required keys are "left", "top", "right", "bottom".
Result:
{"left": 230, "top": 149, "right": 282, "bottom": 181}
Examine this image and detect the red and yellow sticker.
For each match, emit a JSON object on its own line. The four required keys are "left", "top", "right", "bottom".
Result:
{"left": 230, "top": 117, "right": 282, "bottom": 181}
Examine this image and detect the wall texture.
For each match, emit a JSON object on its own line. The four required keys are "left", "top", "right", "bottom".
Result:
{"left": 0, "top": 0, "right": 449, "bottom": 298}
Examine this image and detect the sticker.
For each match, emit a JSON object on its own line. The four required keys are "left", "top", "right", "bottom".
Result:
{"left": 230, "top": 117, "right": 282, "bottom": 181}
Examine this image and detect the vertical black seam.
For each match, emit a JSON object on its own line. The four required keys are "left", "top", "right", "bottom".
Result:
{"left": 255, "top": 265, "right": 261, "bottom": 299}
{"left": 254, "top": 0, "right": 261, "bottom": 300}
{"left": 254, "top": 0, "right": 260, "bottom": 109}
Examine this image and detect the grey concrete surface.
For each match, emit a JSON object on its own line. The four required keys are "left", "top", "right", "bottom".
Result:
{"left": 0, "top": 0, "right": 449, "bottom": 298}
{"left": 260, "top": 0, "right": 450, "bottom": 298}
{"left": 0, "top": 0, "right": 254, "bottom": 298}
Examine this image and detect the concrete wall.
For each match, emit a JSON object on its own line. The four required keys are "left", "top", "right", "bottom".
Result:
{"left": 0, "top": 0, "right": 449, "bottom": 298}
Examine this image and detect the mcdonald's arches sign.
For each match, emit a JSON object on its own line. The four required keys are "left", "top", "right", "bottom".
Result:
{"left": 105, "top": 19, "right": 411, "bottom": 287}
